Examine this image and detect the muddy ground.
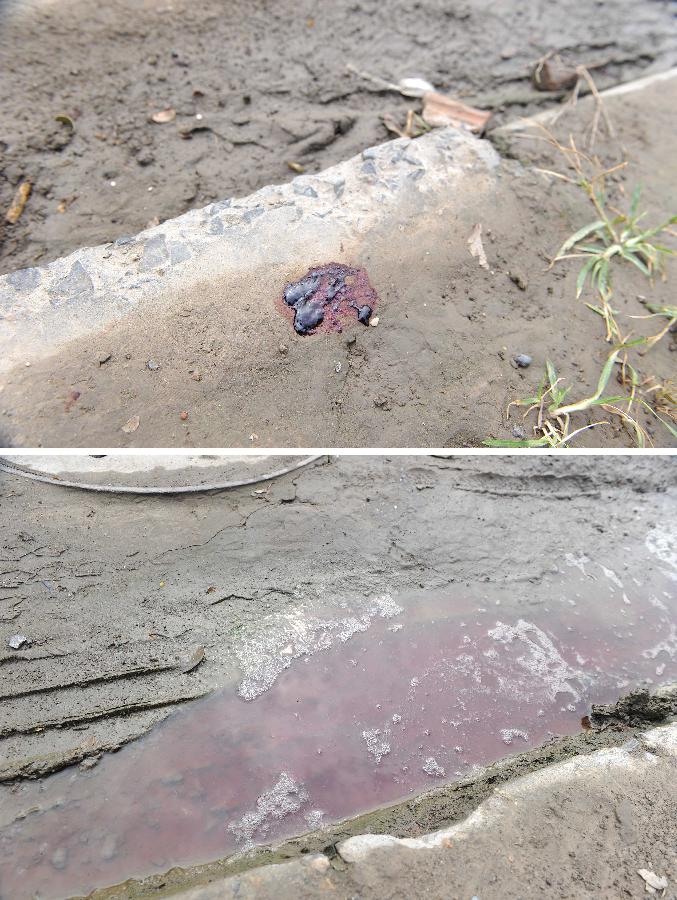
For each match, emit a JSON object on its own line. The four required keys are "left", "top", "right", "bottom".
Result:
{"left": 2, "top": 0, "right": 677, "bottom": 274}
{"left": 2, "top": 4, "right": 677, "bottom": 448}
{"left": 1, "top": 455, "right": 676, "bottom": 898}
{"left": 2, "top": 454, "right": 675, "bottom": 776}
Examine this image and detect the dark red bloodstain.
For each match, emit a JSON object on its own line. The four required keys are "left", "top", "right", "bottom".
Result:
{"left": 278, "top": 262, "right": 378, "bottom": 335}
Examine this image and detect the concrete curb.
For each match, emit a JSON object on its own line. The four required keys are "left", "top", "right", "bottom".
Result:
{"left": 0, "top": 127, "right": 498, "bottom": 375}
{"left": 336, "top": 724, "right": 677, "bottom": 863}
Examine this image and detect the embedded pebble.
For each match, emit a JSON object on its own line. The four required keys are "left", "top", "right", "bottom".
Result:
{"left": 8, "top": 635, "right": 30, "bottom": 650}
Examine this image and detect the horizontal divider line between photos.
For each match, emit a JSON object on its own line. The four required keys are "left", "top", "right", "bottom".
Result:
{"left": 0, "top": 448, "right": 675, "bottom": 457}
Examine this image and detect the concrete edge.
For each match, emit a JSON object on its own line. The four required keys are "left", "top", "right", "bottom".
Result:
{"left": 0, "top": 125, "right": 498, "bottom": 374}
{"left": 3, "top": 64, "right": 676, "bottom": 376}
{"left": 336, "top": 723, "right": 677, "bottom": 863}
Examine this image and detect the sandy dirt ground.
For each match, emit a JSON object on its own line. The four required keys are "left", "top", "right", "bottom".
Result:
{"left": 2, "top": 0, "right": 677, "bottom": 274}
{"left": 2, "top": 75, "right": 676, "bottom": 449}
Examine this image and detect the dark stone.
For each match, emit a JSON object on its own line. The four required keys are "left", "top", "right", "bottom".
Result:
{"left": 284, "top": 273, "right": 321, "bottom": 307}
{"left": 139, "top": 234, "right": 169, "bottom": 272}
{"left": 48, "top": 261, "right": 94, "bottom": 306}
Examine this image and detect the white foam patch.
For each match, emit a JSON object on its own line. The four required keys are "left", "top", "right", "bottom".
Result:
{"left": 488, "top": 619, "right": 581, "bottom": 702}
{"left": 235, "top": 594, "right": 403, "bottom": 700}
{"left": 228, "top": 772, "right": 310, "bottom": 850}
{"left": 304, "top": 809, "right": 326, "bottom": 829}
{"left": 362, "top": 727, "right": 392, "bottom": 764}
{"left": 646, "top": 524, "right": 677, "bottom": 574}
{"left": 371, "top": 594, "right": 404, "bottom": 618}
{"left": 500, "top": 728, "right": 529, "bottom": 745}
{"left": 643, "top": 624, "right": 677, "bottom": 661}
{"left": 422, "top": 756, "right": 446, "bottom": 777}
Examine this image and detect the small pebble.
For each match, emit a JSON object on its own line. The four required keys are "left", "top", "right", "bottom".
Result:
{"left": 8, "top": 635, "right": 30, "bottom": 650}
{"left": 514, "top": 354, "right": 532, "bottom": 368}
{"left": 146, "top": 359, "right": 160, "bottom": 371}
{"left": 512, "top": 425, "right": 527, "bottom": 440}
{"left": 179, "top": 411, "right": 188, "bottom": 421}
{"left": 508, "top": 270, "right": 528, "bottom": 291}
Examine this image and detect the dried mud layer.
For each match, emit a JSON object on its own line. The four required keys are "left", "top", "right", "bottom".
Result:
{"left": 2, "top": 0, "right": 677, "bottom": 274}
{"left": 0, "top": 453, "right": 674, "bottom": 778}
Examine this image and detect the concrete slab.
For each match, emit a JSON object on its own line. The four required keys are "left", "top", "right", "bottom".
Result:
{"left": 0, "top": 454, "right": 322, "bottom": 491}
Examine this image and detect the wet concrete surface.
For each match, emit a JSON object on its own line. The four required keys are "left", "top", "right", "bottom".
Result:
{"left": 1, "top": 554, "right": 675, "bottom": 898}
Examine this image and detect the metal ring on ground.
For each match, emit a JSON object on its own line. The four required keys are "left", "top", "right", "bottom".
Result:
{"left": 0, "top": 455, "right": 326, "bottom": 495}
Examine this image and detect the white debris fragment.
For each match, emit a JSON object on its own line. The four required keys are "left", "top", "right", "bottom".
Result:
{"left": 362, "top": 727, "right": 391, "bottom": 764}
{"left": 7, "top": 635, "right": 30, "bottom": 650}
{"left": 397, "top": 76, "right": 435, "bottom": 97}
{"left": 467, "top": 222, "right": 488, "bottom": 269}
{"left": 637, "top": 868, "right": 668, "bottom": 893}
{"left": 228, "top": 773, "right": 309, "bottom": 850}
{"left": 422, "top": 757, "right": 445, "bottom": 777}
